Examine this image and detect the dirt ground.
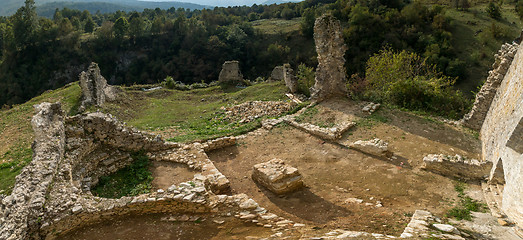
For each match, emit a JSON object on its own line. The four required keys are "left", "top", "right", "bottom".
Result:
{"left": 207, "top": 99, "right": 483, "bottom": 235}
{"left": 56, "top": 214, "right": 274, "bottom": 240}
{"left": 150, "top": 161, "right": 198, "bottom": 191}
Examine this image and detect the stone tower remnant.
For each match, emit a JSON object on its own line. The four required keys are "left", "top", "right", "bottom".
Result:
{"left": 462, "top": 43, "right": 518, "bottom": 130}
{"left": 218, "top": 60, "right": 243, "bottom": 83}
{"left": 269, "top": 66, "right": 284, "bottom": 81}
{"left": 283, "top": 64, "right": 298, "bottom": 93}
{"left": 78, "top": 62, "right": 117, "bottom": 112}
{"left": 310, "top": 14, "right": 348, "bottom": 102}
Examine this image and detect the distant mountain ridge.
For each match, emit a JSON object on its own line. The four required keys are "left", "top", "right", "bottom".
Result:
{"left": 262, "top": 0, "right": 301, "bottom": 5}
{"left": 1, "top": 0, "right": 208, "bottom": 17}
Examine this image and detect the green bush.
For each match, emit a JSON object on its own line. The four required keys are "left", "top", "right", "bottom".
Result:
{"left": 91, "top": 152, "right": 153, "bottom": 198}
{"left": 363, "top": 48, "right": 470, "bottom": 119}
{"left": 486, "top": 2, "right": 501, "bottom": 20}
{"left": 296, "top": 63, "right": 315, "bottom": 96}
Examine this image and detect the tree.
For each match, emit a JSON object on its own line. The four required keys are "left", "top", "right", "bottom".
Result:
{"left": 516, "top": 0, "right": 523, "bottom": 20}
{"left": 12, "top": 0, "right": 39, "bottom": 47}
{"left": 300, "top": 7, "right": 315, "bottom": 37}
{"left": 487, "top": 2, "right": 501, "bottom": 19}
{"left": 113, "top": 17, "right": 129, "bottom": 39}
{"left": 84, "top": 16, "right": 95, "bottom": 33}
{"left": 129, "top": 13, "right": 144, "bottom": 39}
{"left": 58, "top": 18, "right": 73, "bottom": 36}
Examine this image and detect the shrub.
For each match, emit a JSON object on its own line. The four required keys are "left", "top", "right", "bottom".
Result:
{"left": 486, "top": 2, "right": 501, "bottom": 20}
{"left": 163, "top": 76, "right": 175, "bottom": 89}
{"left": 296, "top": 63, "right": 315, "bottom": 96}
{"left": 363, "top": 48, "right": 470, "bottom": 119}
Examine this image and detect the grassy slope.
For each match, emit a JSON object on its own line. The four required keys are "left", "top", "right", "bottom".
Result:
{"left": 446, "top": 3, "right": 522, "bottom": 95}
{"left": 0, "top": 81, "right": 288, "bottom": 193}
{"left": 0, "top": 83, "right": 82, "bottom": 194}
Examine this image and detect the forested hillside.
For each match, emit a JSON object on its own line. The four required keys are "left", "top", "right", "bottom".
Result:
{"left": 0, "top": 0, "right": 208, "bottom": 17}
{"left": 0, "top": 0, "right": 521, "bottom": 111}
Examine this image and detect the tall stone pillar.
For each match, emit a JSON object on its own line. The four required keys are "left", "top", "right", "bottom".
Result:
{"left": 310, "top": 14, "right": 348, "bottom": 102}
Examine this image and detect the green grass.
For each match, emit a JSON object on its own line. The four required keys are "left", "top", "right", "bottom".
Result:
{"left": 251, "top": 18, "right": 302, "bottom": 34}
{"left": 446, "top": 181, "right": 487, "bottom": 220}
{"left": 91, "top": 152, "right": 152, "bottom": 198}
{"left": 294, "top": 105, "right": 318, "bottom": 123}
{"left": 0, "top": 83, "right": 82, "bottom": 194}
{"left": 0, "top": 143, "right": 33, "bottom": 195}
{"left": 105, "top": 81, "right": 289, "bottom": 142}
{"left": 445, "top": 3, "right": 522, "bottom": 95}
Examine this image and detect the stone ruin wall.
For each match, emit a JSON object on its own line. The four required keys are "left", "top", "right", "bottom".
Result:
{"left": 481, "top": 41, "right": 523, "bottom": 228}
{"left": 462, "top": 43, "right": 518, "bottom": 130}
{"left": 0, "top": 102, "right": 291, "bottom": 239}
{"left": 310, "top": 14, "right": 348, "bottom": 102}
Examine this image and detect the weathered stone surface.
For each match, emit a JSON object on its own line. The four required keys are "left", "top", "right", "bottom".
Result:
{"left": 252, "top": 159, "right": 303, "bottom": 194}
{"left": 0, "top": 102, "right": 65, "bottom": 240}
{"left": 283, "top": 64, "right": 298, "bottom": 93}
{"left": 350, "top": 138, "right": 390, "bottom": 157}
{"left": 78, "top": 62, "right": 117, "bottom": 111}
{"left": 481, "top": 41, "right": 523, "bottom": 229}
{"left": 218, "top": 60, "right": 243, "bottom": 83}
{"left": 223, "top": 101, "right": 296, "bottom": 123}
{"left": 462, "top": 43, "right": 518, "bottom": 130}
{"left": 284, "top": 117, "right": 355, "bottom": 140}
{"left": 421, "top": 154, "right": 491, "bottom": 180}
{"left": 310, "top": 14, "right": 348, "bottom": 102}
{"left": 362, "top": 102, "right": 380, "bottom": 114}
{"left": 269, "top": 66, "right": 284, "bottom": 81}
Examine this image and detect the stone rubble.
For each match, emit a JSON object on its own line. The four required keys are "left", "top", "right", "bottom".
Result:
{"left": 362, "top": 102, "right": 381, "bottom": 114}
{"left": 349, "top": 138, "right": 391, "bottom": 157}
{"left": 78, "top": 62, "right": 118, "bottom": 112}
{"left": 421, "top": 154, "right": 492, "bottom": 181}
{"left": 252, "top": 159, "right": 304, "bottom": 195}
{"left": 218, "top": 60, "right": 243, "bottom": 83}
{"left": 283, "top": 63, "right": 298, "bottom": 93}
{"left": 284, "top": 116, "right": 356, "bottom": 140}
{"left": 222, "top": 101, "right": 296, "bottom": 123}
{"left": 462, "top": 42, "right": 518, "bottom": 130}
{"left": 0, "top": 102, "right": 65, "bottom": 240}
{"left": 310, "top": 14, "right": 348, "bottom": 102}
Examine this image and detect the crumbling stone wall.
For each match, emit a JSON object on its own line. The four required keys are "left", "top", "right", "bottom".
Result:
{"left": 218, "top": 61, "right": 243, "bottom": 83}
{"left": 462, "top": 43, "right": 518, "bottom": 130}
{"left": 310, "top": 14, "right": 348, "bottom": 102}
{"left": 0, "top": 103, "right": 65, "bottom": 240}
{"left": 283, "top": 64, "right": 298, "bottom": 93}
{"left": 269, "top": 66, "right": 284, "bottom": 81}
{"left": 481, "top": 41, "right": 523, "bottom": 228}
{"left": 79, "top": 62, "right": 118, "bottom": 111}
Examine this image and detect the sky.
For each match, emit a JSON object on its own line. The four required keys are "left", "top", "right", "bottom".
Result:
{"left": 141, "top": 0, "right": 301, "bottom": 7}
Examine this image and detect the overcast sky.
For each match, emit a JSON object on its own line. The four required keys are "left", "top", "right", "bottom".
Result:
{"left": 141, "top": 0, "right": 301, "bottom": 7}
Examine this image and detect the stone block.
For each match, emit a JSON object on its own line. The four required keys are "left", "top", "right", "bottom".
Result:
{"left": 421, "top": 154, "right": 491, "bottom": 180}
{"left": 349, "top": 138, "right": 390, "bottom": 157}
{"left": 252, "top": 159, "right": 303, "bottom": 194}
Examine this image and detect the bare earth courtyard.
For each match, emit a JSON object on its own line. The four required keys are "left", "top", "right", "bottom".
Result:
{"left": 207, "top": 99, "right": 481, "bottom": 235}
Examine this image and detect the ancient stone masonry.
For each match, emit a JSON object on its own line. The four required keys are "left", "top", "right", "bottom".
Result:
{"left": 462, "top": 43, "right": 518, "bottom": 130}
{"left": 349, "top": 138, "right": 391, "bottom": 157}
{"left": 400, "top": 210, "right": 465, "bottom": 239}
{"left": 252, "top": 159, "right": 304, "bottom": 194}
{"left": 222, "top": 100, "right": 296, "bottom": 123}
{"left": 481, "top": 41, "right": 523, "bottom": 229}
{"left": 283, "top": 64, "right": 298, "bottom": 93}
{"left": 421, "top": 154, "right": 492, "bottom": 181}
{"left": 78, "top": 62, "right": 118, "bottom": 112}
{"left": 0, "top": 103, "right": 65, "bottom": 240}
{"left": 218, "top": 60, "right": 243, "bottom": 83}
{"left": 310, "top": 14, "right": 348, "bottom": 102}
{"left": 269, "top": 66, "right": 284, "bottom": 81}
{"left": 284, "top": 116, "right": 356, "bottom": 140}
